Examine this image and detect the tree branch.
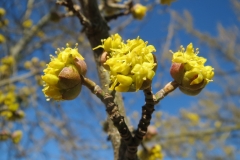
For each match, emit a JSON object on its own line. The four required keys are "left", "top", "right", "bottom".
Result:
{"left": 76, "top": 1, "right": 127, "bottom": 159}
{"left": 126, "top": 87, "right": 155, "bottom": 160}
{"left": 10, "top": 13, "right": 51, "bottom": 57}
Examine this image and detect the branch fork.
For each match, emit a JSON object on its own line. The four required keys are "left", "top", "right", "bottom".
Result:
{"left": 83, "top": 77, "right": 178, "bottom": 159}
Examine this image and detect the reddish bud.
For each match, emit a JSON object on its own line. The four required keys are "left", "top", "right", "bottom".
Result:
{"left": 74, "top": 57, "right": 87, "bottom": 76}
{"left": 100, "top": 52, "right": 110, "bottom": 70}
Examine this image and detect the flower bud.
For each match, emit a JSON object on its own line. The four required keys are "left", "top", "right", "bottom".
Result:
{"left": 144, "top": 125, "right": 157, "bottom": 141}
{"left": 11, "top": 130, "right": 22, "bottom": 144}
{"left": 58, "top": 65, "right": 81, "bottom": 89}
{"left": 62, "top": 82, "right": 82, "bottom": 100}
{"left": 100, "top": 51, "right": 110, "bottom": 70}
{"left": 42, "top": 44, "right": 87, "bottom": 101}
{"left": 74, "top": 57, "right": 87, "bottom": 76}
{"left": 170, "top": 63, "right": 184, "bottom": 84}
{"left": 131, "top": 4, "right": 147, "bottom": 20}
{"left": 0, "top": 8, "right": 6, "bottom": 17}
{"left": 170, "top": 43, "right": 214, "bottom": 96}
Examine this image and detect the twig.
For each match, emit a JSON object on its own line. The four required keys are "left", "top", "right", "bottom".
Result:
{"left": 154, "top": 81, "right": 179, "bottom": 104}
{"left": 22, "top": 0, "right": 35, "bottom": 21}
{"left": 56, "top": 0, "right": 92, "bottom": 28}
{"left": 103, "top": 0, "right": 133, "bottom": 21}
{"left": 0, "top": 70, "right": 39, "bottom": 87}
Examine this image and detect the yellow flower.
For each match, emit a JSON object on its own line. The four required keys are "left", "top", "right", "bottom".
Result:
{"left": 42, "top": 44, "right": 87, "bottom": 101}
{"left": 11, "top": 130, "right": 22, "bottom": 144}
{"left": 94, "top": 34, "right": 157, "bottom": 92}
{"left": 131, "top": 3, "right": 147, "bottom": 20}
{"left": 0, "top": 8, "right": 6, "bottom": 17}
{"left": 0, "top": 111, "right": 13, "bottom": 119}
{"left": 22, "top": 19, "right": 33, "bottom": 28}
{"left": 1, "top": 56, "right": 15, "bottom": 66}
{"left": 0, "top": 34, "right": 6, "bottom": 43}
{"left": 160, "top": 0, "right": 176, "bottom": 6}
{"left": 185, "top": 112, "right": 200, "bottom": 124}
{"left": 170, "top": 43, "right": 214, "bottom": 95}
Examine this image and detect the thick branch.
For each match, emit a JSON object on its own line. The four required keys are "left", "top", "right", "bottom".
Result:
{"left": 126, "top": 87, "right": 155, "bottom": 160}
{"left": 83, "top": 77, "right": 179, "bottom": 160}
{"left": 78, "top": 1, "right": 128, "bottom": 159}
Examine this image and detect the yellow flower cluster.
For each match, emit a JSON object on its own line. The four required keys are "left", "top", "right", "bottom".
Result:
{"left": 0, "top": 34, "right": 5, "bottom": 43}
{"left": 0, "top": 7, "right": 8, "bottom": 28}
{"left": 0, "top": 56, "right": 15, "bottom": 78}
{"left": 138, "top": 144, "right": 164, "bottom": 160}
{"left": 170, "top": 43, "right": 214, "bottom": 95}
{"left": 42, "top": 44, "right": 86, "bottom": 101}
{"left": 24, "top": 57, "right": 46, "bottom": 70}
{"left": 94, "top": 34, "right": 157, "bottom": 92}
{"left": 0, "top": 8, "right": 5, "bottom": 17}
{"left": 0, "top": 86, "right": 25, "bottom": 120}
{"left": 131, "top": 4, "right": 147, "bottom": 20}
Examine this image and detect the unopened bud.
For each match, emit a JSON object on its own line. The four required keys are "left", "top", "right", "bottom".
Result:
{"left": 131, "top": 4, "right": 147, "bottom": 20}
{"left": 74, "top": 57, "right": 87, "bottom": 76}
{"left": 11, "top": 130, "right": 22, "bottom": 144}
{"left": 100, "top": 52, "right": 110, "bottom": 70}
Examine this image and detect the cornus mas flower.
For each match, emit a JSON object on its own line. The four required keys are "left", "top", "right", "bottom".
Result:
{"left": 94, "top": 34, "right": 157, "bottom": 92}
{"left": 42, "top": 44, "right": 87, "bottom": 101}
{"left": 170, "top": 43, "right": 214, "bottom": 95}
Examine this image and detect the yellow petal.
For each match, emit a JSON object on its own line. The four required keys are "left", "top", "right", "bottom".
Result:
{"left": 103, "top": 37, "right": 112, "bottom": 52}
{"left": 42, "top": 74, "right": 59, "bottom": 85}
{"left": 48, "top": 59, "right": 65, "bottom": 69}
{"left": 43, "top": 86, "right": 62, "bottom": 100}
{"left": 117, "top": 75, "right": 133, "bottom": 86}
{"left": 190, "top": 73, "right": 203, "bottom": 85}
